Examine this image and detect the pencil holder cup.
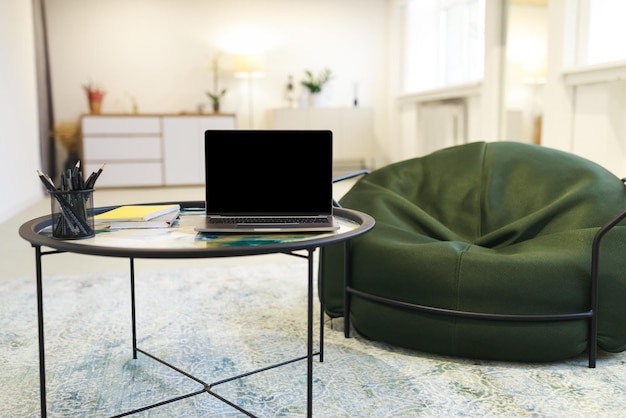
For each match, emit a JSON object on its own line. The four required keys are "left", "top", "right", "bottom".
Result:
{"left": 49, "top": 189, "right": 95, "bottom": 239}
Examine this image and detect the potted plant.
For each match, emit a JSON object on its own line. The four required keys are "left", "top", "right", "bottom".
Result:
{"left": 301, "top": 68, "right": 333, "bottom": 106}
{"left": 206, "top": 53, "right": 227, "bottom": 113}
{"left": 83, "top": 83, "right": 106, "bottom": 114}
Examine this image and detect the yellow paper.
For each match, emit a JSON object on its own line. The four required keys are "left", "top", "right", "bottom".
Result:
{"left": 94, "top": 204, "right": 180, "bottom": 222}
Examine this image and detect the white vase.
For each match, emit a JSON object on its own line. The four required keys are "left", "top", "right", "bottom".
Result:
{"left": 308, "top": 92, "right": 322, "bottom": 107}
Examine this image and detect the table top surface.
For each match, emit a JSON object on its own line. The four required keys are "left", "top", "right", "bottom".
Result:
{"left": 19, "top": 201, "right": 375, "bottom": 259}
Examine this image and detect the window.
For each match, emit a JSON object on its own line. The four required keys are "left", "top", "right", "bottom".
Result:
{"left": 404, "top": 0, "right": 485, "bottom": 93}
{"left": 573, "top": 0, "right": 626, "bottom": 66}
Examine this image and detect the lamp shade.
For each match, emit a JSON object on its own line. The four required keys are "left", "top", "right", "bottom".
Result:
{"left": 234, "top": 54, "right": 266, "bottom": 78}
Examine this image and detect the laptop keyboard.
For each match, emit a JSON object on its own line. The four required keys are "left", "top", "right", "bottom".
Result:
{"left": 211, "top": 217, "right": 328, "bottom": 224}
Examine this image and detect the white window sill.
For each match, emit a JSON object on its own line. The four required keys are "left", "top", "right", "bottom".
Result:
{"left": 396, "top": 82, "right": 482, "bottom": 104}
{"left": 562, "top": 60, "right": 626, "bottom": 86}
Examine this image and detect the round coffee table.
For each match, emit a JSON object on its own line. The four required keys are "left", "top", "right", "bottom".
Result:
{"left": 19, "top": 201, "right": 375, "bottom": 418}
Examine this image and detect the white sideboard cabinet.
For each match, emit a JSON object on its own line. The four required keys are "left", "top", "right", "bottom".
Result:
{"left": 162, "top": 115, "right": 236, "bottom": 185}
{"left": 81, "top": 114, "right": 236, "bottom": 187}
{"left": 270, "top": 107, "right": 374, "bottom": 169}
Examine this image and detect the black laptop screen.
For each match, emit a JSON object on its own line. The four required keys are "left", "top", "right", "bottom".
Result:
{"left": 204, "top": 130, "right": 333, "bottom": 216}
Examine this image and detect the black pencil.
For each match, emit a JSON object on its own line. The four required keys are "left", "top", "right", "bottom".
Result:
{"left": 37, "top": 170, "right": 56, "bottom": 192}
{"left": 86, "top": 163, "right": 105, "bottom": 189}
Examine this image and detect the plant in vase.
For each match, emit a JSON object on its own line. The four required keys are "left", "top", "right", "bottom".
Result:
{"left": 83, "top": 83, "right": 106, "bottom": 114}
{"left": 206, "top": 53, "right": 227, "bottom": 113}
{"left": 301, "top": 68, "right": 333, "bottom": 107}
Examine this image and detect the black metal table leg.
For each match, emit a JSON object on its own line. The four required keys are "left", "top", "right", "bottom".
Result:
{"left": 35, "top": 246, "right": 47, "bottom": 418}
{"left": 319, "top": 248, "right": 325, "bottom": 363}
{"left": 307, "top": 248, "right": 314, "bottom": 418}
{"left": 129, "top": 257, "right": 137, "bottom": 359}
{"left": 343, "top": 240, "right": 351, "bottom": 338}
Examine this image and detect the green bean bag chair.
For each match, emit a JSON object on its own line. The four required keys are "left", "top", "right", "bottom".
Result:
{"left": 320, "top": 141, "right": 626, "bottom": 362}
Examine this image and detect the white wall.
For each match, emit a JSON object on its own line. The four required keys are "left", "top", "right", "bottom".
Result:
{"left": 0, "top": 1, "right": 45, "bottom": 223}
{"left": 569, "top": 80, "right": 626, "bottom": 177}
{"left": 45, "top": 0, "right": 387, "bottom": 137}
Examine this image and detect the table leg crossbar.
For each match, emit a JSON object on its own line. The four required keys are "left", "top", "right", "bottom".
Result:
{"left": 110, "top": 346, "right": 320, "bottom": 418}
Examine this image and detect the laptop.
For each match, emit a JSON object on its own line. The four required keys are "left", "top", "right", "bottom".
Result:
{"left": 194, "top": 129, "right": 339, "bottom": 233}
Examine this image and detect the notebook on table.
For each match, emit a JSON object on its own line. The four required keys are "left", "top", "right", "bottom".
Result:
{"left": 194, "top": 129, "right": 339, "bottom": 233}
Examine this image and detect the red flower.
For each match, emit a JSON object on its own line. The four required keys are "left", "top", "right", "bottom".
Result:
{"left": 83, "top": 83, "right": 106, "bottom": 102}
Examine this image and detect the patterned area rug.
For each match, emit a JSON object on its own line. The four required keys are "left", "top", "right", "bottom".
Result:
{"left": 2, "top": 261, "right": 626, "bottom": 417}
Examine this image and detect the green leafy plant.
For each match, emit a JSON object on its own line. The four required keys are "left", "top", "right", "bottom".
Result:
{"left": 301, "top": 68, "right": 333, "bottom": 93}
{"left": 206, "top": 53, "right": 227, "bottom": 112}
{"left": 206, "top": 89, "right": 226, "bottom": 111}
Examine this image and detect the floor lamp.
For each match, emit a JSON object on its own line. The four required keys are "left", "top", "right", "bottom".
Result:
{"left": 234, "top": 54, "right": 265, "bottom": 129}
